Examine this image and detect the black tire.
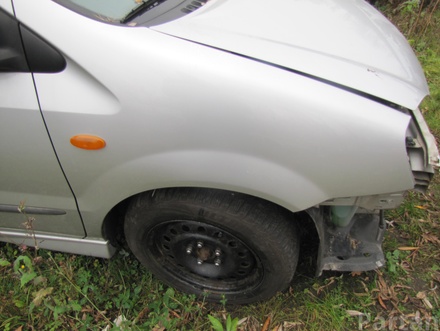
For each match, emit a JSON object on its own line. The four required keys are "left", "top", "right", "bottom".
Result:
{"left": 124, "top": 188, "right": 299, "bottom": 304}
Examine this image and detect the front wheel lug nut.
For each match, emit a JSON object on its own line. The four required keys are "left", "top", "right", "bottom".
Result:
{"left": 215, "top": 248, "right": 221, "bottom": 256}
{"left": 197, "top": 258, "right": 203, "bottom": 265}
{"left": 197, "top": 241, "right": 203, "bottom": 248}
{"left": 214, "top": 258, "right": 221, "bottom": 266}
{"left": 186, "top": 245, "right": 193, "bottom": 254}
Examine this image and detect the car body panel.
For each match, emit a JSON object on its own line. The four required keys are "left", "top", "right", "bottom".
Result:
{"left": 0, "top": 229, "right": 115, "bottom": 257}
{"left": 8, "top": 0, "right": 420, "bottom": 239}
{"left": 152, "top": 0, "right": 429, "bottom": 110}
{"left": 0, "top": 72, "right": 84, "bottom": 237}
{"left": 0, "top": 0, "right": 437, "bottom": 268}
{"left": 0, "top": 0, "right": 12, "bottom": 13}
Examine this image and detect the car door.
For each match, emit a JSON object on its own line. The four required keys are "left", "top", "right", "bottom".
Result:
{"left": 0, "top": 3, "right": 84, "bottom": 239}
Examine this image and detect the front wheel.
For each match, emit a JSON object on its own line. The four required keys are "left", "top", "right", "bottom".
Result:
{"left": 124, "top": 188, "right": 299, "bottom": 304}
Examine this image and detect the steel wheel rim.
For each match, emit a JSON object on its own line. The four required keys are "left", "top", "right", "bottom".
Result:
{"left": 145, "top": 220, "right": 263, "bottom": 293}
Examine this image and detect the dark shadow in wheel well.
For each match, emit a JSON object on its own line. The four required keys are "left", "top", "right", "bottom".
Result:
{"left": 294, "top": 211, "right": 320, "bottom": 278}
{"left": 102, "top": 187, "right": 320, "bottom": 268}
{"left": 102, "top": 197, "right": 131, "bottom": 249}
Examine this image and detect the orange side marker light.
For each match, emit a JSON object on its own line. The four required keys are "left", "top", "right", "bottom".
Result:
{"left": 70, "top": 134, "right": 106, "bottom": 150}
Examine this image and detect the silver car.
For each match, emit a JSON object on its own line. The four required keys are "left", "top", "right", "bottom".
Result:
{"left": 0, "top": 0, "right": 438, "bottom": 304}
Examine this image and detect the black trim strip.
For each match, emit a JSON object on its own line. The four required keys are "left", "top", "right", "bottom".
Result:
{"left": 0, "top": 204, "right": 66, "bottom": 215}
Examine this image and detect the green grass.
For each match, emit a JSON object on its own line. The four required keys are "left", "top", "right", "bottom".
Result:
{"left": 1, "top": 4, "right": 440, "bottom": 331}
{"left": 0, "top": 247, "right": 212, "bottom": 330}
{"left": 422, "top": 44, "right": 440, "bottom": 137}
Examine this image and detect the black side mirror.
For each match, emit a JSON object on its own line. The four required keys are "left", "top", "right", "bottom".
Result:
{"left": 0, "top": 8, "right": 66, "bottom": 73}
{"left": 0, "top": 8, "right": 29, "bottom": 72}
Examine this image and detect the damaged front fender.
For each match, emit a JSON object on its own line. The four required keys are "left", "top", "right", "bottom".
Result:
{"left": 307, "top": 207, "right": 386, "bottom": 275}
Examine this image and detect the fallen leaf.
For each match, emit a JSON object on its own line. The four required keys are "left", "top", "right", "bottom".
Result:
{"left": 422, "top": 297, "right": 433, "bottom": 309}
{"left": 416, "top": 292, "right": 426, "bottom": 299}
{"left": 237, "top": 317, "right": 248, "bottom": 325}
{"left": 378, "top": 295, "right": 387, "bottom": 310}
{"left": 152, "top": 320, "right": 166, "bottom": 331}
{"left": 261, "top": 316, "right": 271, "bottom": 331}
{"left": 170, "top": 310, "right": 180, "bottom": 318}
{"left": 32, "top": 287, "right": 53, "bottom": 306}
{"left": 398, "top": 246, "right": 419, "bottom": 251}
{"left": 416, "top": 291, "right": 433, "bottom": 309}
{"left": 422, "top": 233, "right": 440, "bottom": 245}
{"left": 346, "top": 310, "right": 364, "bottom": 316}
{"left": 283, "top": 321, "right": 303, "bottom": 329}
{"left": 316, "top": 277, "right": 336, "bottom": 294}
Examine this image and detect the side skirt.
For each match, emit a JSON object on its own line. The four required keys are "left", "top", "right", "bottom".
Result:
{"left": 0, "top": 230, "right": 117, "bottom": 258}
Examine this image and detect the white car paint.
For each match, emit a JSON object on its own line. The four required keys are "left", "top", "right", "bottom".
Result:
{"left": 153, "top": 0, "right": 429, "bottom": 110}
{"left": 0, "top": 71, "right": 84, "bottom": 236}
{"left": 0, "top": 0, "right": 437, "bottom": 260}
{"left": 14, "top": 0, "right": 410, "bottom": 230}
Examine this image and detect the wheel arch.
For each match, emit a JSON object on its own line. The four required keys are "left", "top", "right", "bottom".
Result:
{"left": 79, "top": 148, "right": 327, "bottom": 239}
{"left": 101, "top": 187, "right": 318, "bottom": 255}
{"left": 120, "top": 186, "right": 312, "bottom": 303}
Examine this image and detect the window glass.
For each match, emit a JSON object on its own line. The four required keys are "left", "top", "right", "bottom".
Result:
{"left": 67, "top": 0, "right": 140, "bottom": 20}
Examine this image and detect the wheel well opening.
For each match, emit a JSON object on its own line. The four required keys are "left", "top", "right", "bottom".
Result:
{"left": 102, "top": 187, "right": 320, "bottom": 267}
{"left": 102, "top": 197, "right": 130, "bottom": 248}
{"left": 294, "top": 211, "right": 320, "bottom": 278}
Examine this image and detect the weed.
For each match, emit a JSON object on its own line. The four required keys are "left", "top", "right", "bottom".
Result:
{"left": 386, "top": 250, "right": 404, "bottom": 274}
{"left": 0, "top": 258, "right": 10, "bottom": 267}
{"left": 17, "top": 200, "right": 38, "bottom": 253}
{"left": 402, "top": 0, "right": 420, "bottom": 14}
{"left": 13, "top": 255, "right": 37, "bottom": 287}
{"left": 208, "top": 314, "right": 239, "bottom": 331}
